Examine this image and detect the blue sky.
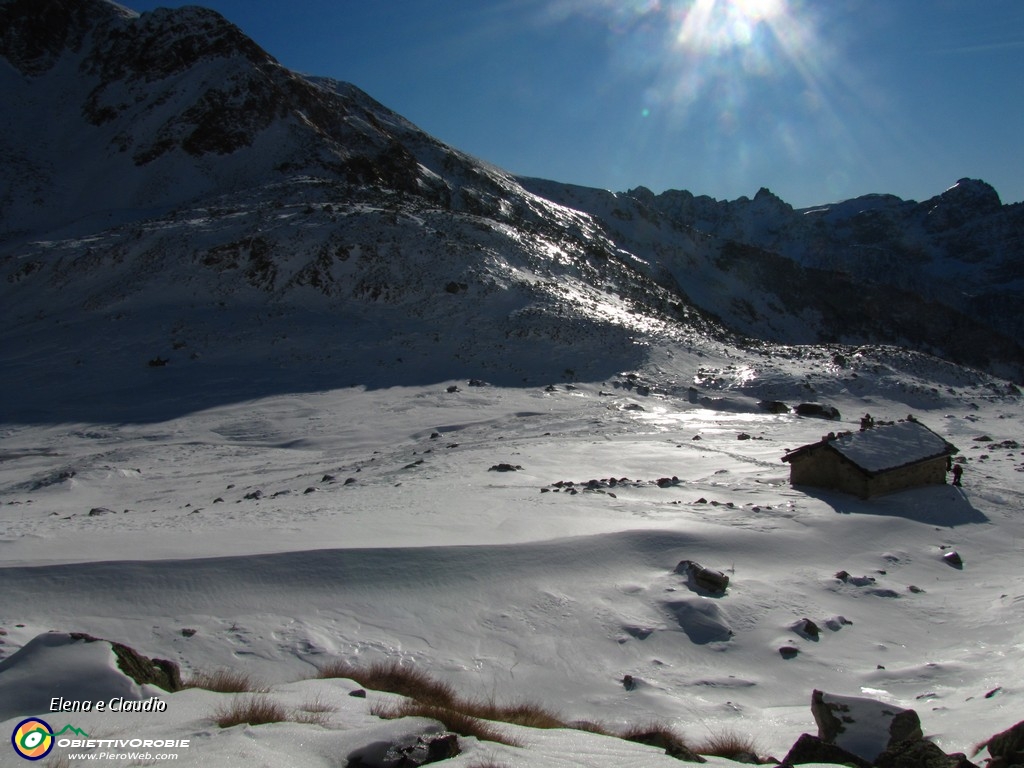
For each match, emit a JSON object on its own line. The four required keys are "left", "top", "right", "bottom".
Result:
{"left": 120, "top": 0, "right": 1024, "bottom": 208}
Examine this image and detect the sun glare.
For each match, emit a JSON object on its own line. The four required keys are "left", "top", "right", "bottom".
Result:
{"left": 674, "top": 0, "right": 789, "bottom": 53}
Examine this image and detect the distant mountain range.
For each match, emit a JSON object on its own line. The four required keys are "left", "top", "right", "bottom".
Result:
{"left": 2, "top": 0, "right": 1021, "bottom": 409}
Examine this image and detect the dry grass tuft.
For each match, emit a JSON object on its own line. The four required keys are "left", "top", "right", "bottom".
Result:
{"left": 213, "top": 695, "right": 290, "bottom": 728}
{"left": 620, "top": 722, "right": 698, "bottom": 756}
{"left": 371, "top": 699, "right": 522, "bottom": 747}
{"left": 694, "top": 729, "right": 760, "bottom": 760}
{"left": 317, "top": 659, "right": 458, "bottom": 708}
{"left": 187, "top": 668, "right": 268, "bottom": 693}
{"left": 292, "top": 695, "right": 337, "bottom": 727}
{"left": 466, "top": 699, "right": 567, "bottom": 730}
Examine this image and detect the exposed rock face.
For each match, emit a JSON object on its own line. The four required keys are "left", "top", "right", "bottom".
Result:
{"left": 69, "top": 632, "right": 183, "bottom": 692}
{"left": 978, "top": 720, "right": 1024, "bottom": 768}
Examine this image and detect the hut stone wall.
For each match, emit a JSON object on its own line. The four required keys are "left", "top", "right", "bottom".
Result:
{"left": 787, "top": 448, "right": 949, "bottom": 499}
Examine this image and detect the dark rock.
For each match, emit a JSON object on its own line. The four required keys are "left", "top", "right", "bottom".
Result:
{"left": 88, "top": 506, "right": 115, "bottom": 516}
{"left": 622, "top": 674, "right": 637, "bottom": 691}
{"left": 979, "top": 720, "right": 1024, "bottom": 768}
{"left": 782, "top": 733, "right": 871, "bottom": 768}
{"left": 737, "top": 432, "right": 752, "bottom": 440}
{"left": 942, "top": 551, "right": 963, "bottom": 568}
{"left": 875, "top": 739, "right": 979, "bottom": 768}
{"left": 445, "top": 385, "right": 459, "bottom": 393}
{"left": 344, "top": 477, "right": 357, "bottom": 485}
{"left": 68, "top": 633, "right": 183, "bottom": 692}
{"left": 303, "top": 487, "right": 317, "bottom": 494}
{"left": 793, "top": 618, "right": 821, "bottom": 640}
{"left": 779, "top": 646, "right": 800, "bottom": 659}
{"left": 759, "top": 400, "right": 790, "bottom": 414}
{"left": 795, "top": 403, "right": 841, "bottom": 420}
{"left": 488, "top": 463, "right": 523, "bottom": 472}
{"left": 244, "top": 490, "right": 263, "bottom": 500}
{"left": 348, "top": 688, "right": 367, "bottom": 698}
{"left": 674, "top": 560, "right": 729, "bottom": 594}
{"left": 322, "top": 474, "right": 336, "bottom": 482}
{"left": 180, "top": 628, "right": 197, "bottom": 638}
{"left": 347, "top": 731, "right": 460, "bottom": 767}
{"left": 626, "top": 729, "right": 706, "bottom": 763}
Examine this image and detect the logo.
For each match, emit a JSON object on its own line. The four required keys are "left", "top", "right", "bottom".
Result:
{"left": 11, "top": 718, "right": 54, "bottom": 761}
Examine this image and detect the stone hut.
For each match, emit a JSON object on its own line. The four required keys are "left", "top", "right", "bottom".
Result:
{"left": 781, "top": 420, "right": 958, "bottom": 499}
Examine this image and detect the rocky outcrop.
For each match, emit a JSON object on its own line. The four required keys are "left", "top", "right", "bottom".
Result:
{"left": 976, "top": 720, "right": 1024, "bottom": 768}
{"left": 68, "top": 632, "right": 183, "bottom": 692}
{"left": 782, "top": 690, "right": 982, "bottom": 768}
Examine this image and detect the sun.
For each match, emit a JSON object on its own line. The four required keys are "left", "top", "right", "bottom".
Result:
{"left": 731, "top": 0, "right": 785, "bottom": 23}
{"left": 674, "top": 0, "right": 791, "bottom": 53}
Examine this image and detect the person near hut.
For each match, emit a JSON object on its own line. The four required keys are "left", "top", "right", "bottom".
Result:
{"left": 951, "top": 463, "right": 964, "bottom": 487}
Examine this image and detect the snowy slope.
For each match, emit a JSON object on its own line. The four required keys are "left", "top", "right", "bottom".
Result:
{"left": 1, "top": 350, "right": 1022, "bottom": 766}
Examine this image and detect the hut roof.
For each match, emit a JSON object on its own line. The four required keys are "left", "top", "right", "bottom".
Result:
{"left": 782, "top": 420, "right": 957, "bottom": 476}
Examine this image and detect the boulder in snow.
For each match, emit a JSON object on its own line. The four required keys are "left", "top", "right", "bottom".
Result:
{"left": 811, "top": 689, "right": 922, "bottom": 763}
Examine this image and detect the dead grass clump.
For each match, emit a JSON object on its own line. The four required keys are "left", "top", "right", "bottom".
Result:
{"left": 214, "top": 695, "right": 290, "bottom": 728}
{"left": 570, "top": 719, "right": 614, "bottom": 736}
{"left": 371, "top": 699, "right": 521, "bottom": 748}
{"left": 467, "top": 699, "right": 567, "bottom": 730}
{"left": 620, "top": 722, "right": 701, "bottom": 760}
{"left": 187, "top": 668, "right": 267, "bottom": 693}
{"left": 292, "top": 696, "right": 337, "bottom": 727}
{"left": 694, "top": 730, "right": 760, "bottom": 760}
{"left": 317, "top": 659, "right": 457, "bottom": 708}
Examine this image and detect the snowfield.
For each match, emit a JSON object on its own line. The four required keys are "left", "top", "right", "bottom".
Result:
{"left": 1, "top": 345, "right": 1021, "bottom": 766}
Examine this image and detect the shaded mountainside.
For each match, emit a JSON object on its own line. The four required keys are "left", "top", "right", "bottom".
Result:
{"left": 519, "top": 178, "right": 1024, "bottom": 378}
{"left": 0, "top": 0, "right": 1021, "bottom": 421}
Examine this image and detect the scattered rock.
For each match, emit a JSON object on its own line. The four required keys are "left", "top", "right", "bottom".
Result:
{"left": 942, "top": 551, "right": 964, "bottom": 568}
{"left": 347, "top": 730, "right": 460, "bottom": 767}
{"left": 737, "top": 432, "right": 752, "bottom": 440}
{"left": 795, "top": 403, "right": 841, "bottom": 420}
{"left": 181, "top": 628, "right": 197, "bottom": 638}
{"left": 244, "top": 490, "right": 263, "bottom": 500}
{"left": 445, "top": 385, "right": 459, "bottom": 393}
{"left": 759, "top": 400, "right": 790, "bottom": 414}
{"left": 348, "top": 688, "right": 367, "bottom": 698}
{"left": 674, "top": 560, "right": 729, "bottom": 594}
{"left": 88, "top": 507, "right": 115, "bottom": 516}
{"left": 488, "top": 463, "right": 523, "bottom": 472}
{"left": 793, "top": 618, "right": 821, "bottom": 640}
{"left": 779, "top": 646, "right": 800, "bottom": 660}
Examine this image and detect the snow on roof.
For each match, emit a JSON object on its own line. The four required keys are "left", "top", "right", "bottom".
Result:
{"left": 825, "top": 420, "right": 954, "bottom": 474}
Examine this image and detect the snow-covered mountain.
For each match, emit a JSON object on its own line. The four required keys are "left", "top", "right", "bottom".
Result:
{"left": 2, "top": 4, "right": 1024, "bottom": 766}
{"left": 1, "top": 0, "right": 1021, "bottom": 425}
